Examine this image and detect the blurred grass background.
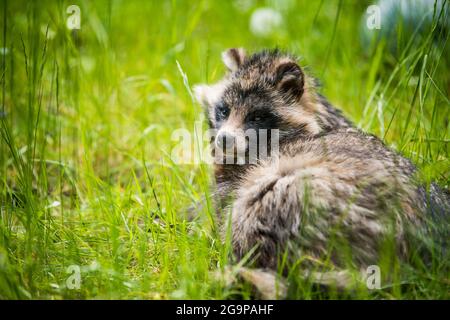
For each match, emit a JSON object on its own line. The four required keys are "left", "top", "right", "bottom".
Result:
{"left": 0, "top": 0, "right": 448, "bottom": 299}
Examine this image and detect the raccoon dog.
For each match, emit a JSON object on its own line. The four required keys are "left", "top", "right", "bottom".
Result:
{"left": 193, "top": 49, "right": 448, "bottom": 286}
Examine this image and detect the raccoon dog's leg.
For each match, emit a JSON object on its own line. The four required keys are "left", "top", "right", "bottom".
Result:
{"left": 228, "top": 166, "right": 369, "bottom": 293}
{"left": 230, "top": 171, "right": 302, "bottom": 269}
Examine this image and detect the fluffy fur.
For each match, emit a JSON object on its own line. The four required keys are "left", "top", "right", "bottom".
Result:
{"left": 194, "top": 49, "right": 448, "bottom": 276}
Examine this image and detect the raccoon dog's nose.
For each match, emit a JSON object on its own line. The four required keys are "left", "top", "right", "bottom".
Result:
{"left": 216, "top": 131, "right": 235, "bottom": 151}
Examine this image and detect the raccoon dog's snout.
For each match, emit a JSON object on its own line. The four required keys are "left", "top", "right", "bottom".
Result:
{"left": 216, "top": 131, "right": 235, "bottom": 150}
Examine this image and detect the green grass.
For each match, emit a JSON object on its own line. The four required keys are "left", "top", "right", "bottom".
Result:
{"left": 0, "top": 0, "right": 449, "bottom": 299}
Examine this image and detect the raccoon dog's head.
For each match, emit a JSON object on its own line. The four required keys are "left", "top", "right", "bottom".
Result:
{"left": 194, "top": 48, "right": 321, "bottom": 160}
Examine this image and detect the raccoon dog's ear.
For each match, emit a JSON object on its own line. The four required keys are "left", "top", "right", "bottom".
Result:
{"left": 275, "top": 61, "right": 304, "bottom": 99}
{"left": 193, "top": 83, "right": 224, "bottom": 110}
{"left": 221, "top": 48, "right": 246, "bottom": 72}
{"left": 193, "top": 84, "right": 210, "bottom": 107}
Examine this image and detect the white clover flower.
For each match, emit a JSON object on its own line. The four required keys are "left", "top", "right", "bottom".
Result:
{"left": 249, "top": 7, "right": 283, "bottom": 37}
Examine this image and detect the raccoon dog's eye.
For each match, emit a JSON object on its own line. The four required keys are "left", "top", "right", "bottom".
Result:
{"left": 247, "top": 114, "right": 262, "bottom": 122}
{"left": 216, "top": 103, "right": 230, "bottom": 120}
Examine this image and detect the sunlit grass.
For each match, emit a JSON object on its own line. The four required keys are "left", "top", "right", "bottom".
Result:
{"left": 0, "top": 0, "right": 448, "bottom": 299}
